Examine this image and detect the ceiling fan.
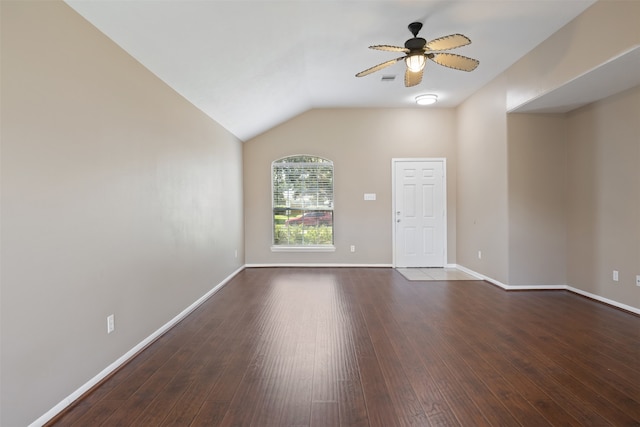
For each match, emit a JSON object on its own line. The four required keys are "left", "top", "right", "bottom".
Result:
{"left": 355, "top": 22, "right": 479, "bottom": 87}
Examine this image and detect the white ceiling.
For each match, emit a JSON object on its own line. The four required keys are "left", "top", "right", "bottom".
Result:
{"left": 65, "top": 0, "right": 601, "bottom": 141}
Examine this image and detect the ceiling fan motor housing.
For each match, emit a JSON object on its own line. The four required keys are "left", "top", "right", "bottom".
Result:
{"left": 405, "top": 37, "right": 426, "bottom": 51}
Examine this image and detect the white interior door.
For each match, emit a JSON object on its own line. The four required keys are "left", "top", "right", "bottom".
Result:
{"left": 394, "top": 159, "right": 446, "bottom": 267}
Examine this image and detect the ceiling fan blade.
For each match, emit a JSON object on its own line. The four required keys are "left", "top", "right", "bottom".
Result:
{"left": 430, "top": 53, "right": 479, "bottom": 71}
{"left": 426, "top": 34, "right": 471, "bottom": 51}
{"left": 404, "top": 67, "right": 424, "bottom": 87}
{"left": 355, "top": 57, "right": 404, "bottom": 77}
{"left": 369, "top": 45, "right": 409, "bottom": 53}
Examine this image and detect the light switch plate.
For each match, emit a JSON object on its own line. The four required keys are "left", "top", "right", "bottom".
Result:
{"left": 364, "top": 193, "right": 376, "bottom": 201}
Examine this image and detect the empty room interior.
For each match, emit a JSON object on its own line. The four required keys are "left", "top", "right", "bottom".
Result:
{"left": 1, "top": 0, "right": 639, "bottom": 426}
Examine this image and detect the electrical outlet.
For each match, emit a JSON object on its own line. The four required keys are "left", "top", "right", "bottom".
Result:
{"left": 636, "top": 275, "right": 640, "bottom": 287}
{"left": 613, "top": 270, "right": 619, "bottom": 282}
{"left": 478, "top": 250, "right": 482, "bottom": 260}
{"left": 350, "top": 245, "right": 355, "bottom": 253}
{"left": 107, "top": 314, "right": 115, "bottom": 334}
{"left": 234, "top": 249, "right": 238, "bottom": 258}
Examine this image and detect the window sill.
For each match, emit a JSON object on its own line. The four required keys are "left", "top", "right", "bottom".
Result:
{"left": 271, "top": 245, "right": 336, "bottom": 253}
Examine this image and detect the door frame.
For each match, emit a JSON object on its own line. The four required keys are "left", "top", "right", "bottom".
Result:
{"left": 391, "top": 158, "right": 448, "bottom": 268}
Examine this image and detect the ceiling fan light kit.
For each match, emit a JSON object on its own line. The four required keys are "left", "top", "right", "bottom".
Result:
{"left": 415, "top": 94, "right": 438, "bottom": 105}
{"left": 356, "top": 21, "right": 479, "bottom": 88}
{"left": 405, "top": 54, "right": 426, "bottom": 72}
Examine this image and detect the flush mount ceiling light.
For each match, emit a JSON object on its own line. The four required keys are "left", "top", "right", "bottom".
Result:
{"left": 415, "top": 94, "right": 438, "bottom": 105}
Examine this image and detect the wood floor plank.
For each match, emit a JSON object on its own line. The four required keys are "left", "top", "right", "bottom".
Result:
{"left": 189, "top": 400, "right": 229, "bottom": 427}
{"left": 336, "top": 379, "right": 369, "bottom": 427}
{"left": 65, "top": 399, "right": 121, "bottom": 427}
{"left": 514, "top": 315, "right": 640, "bottom": 421}
{"left": 441, "top": 288, "right": 581, "bottom": 426}
{"left": 365, "top": 304, "right": 461, "bottom": 427}
{"left": 310, "top": 401, "right": 339, "bottom": 427}
{"left": 47, "top": 267, "right": 640, "bottom": 427}
{"left": 466, "top": 288, "right": 620, "bottom": 426}
{"left": 347, "top": 288, "right": 402, "bottom": 426}
{"left": 440, "top": 307, "right": 584, "bottom": 426}
{"left": 356, "top": 298, "right": 431, "bottom": 426}
{"left": 393, "top": 283, "right": 497, "bottom": 426}
{"left": 472, "top": 290, "right": 640, "bottom": 425}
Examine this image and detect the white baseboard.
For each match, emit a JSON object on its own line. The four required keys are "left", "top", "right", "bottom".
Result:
{"left": 567, "top": 286, "right": 640, "bottom": 315}
{"left": 30, "top": 266, "right": 245, "bottom": 427}
{"left": 245, "top": 263, "right": 393, "bottom": 268}
{"left": 455, "top": 264, "right": 563, "bottom": 290}
{"left": 453, "top": 264, "right": 508, "bottom": 287}
{"left": 455, "top": 264, "right": 639, "bottom": 314}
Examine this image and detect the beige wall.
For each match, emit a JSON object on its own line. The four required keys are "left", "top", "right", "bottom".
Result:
{"left": 507, "top": 0, "right": 640, "bottom": 112}
{"left": 456, "top": 76, "right": 510, "bottom": 284}
{"left": 456, "top": 0, "right": 640, "bottom": 298}
{"left": 566, "top": 86, "right": 640, "bottom": 308}
{"left": 1, "top": 2, "right": 243, "bottom": 425}
{"left": 507, "top": 114, "right": 567, "bottom": 286}
{"left": 243, "top": 108, "right": 458, "bottom": 265}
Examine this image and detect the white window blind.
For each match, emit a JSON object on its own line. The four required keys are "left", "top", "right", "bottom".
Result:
{"left": 272, "top": 156, "right": 334, "bottom": 246}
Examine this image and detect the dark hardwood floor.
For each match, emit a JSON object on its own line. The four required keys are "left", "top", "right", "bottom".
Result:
{"left": 48, "top": 267, "right": 640, "bottom": 426}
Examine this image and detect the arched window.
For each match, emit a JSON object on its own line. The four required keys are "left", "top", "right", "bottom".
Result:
{"left": 272, "top": 155, "right": 334, "bottom": 248}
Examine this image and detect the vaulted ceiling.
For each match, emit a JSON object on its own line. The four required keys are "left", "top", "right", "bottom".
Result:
{"left": 65, "top": 0, "right": 600, "bottom": 141}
